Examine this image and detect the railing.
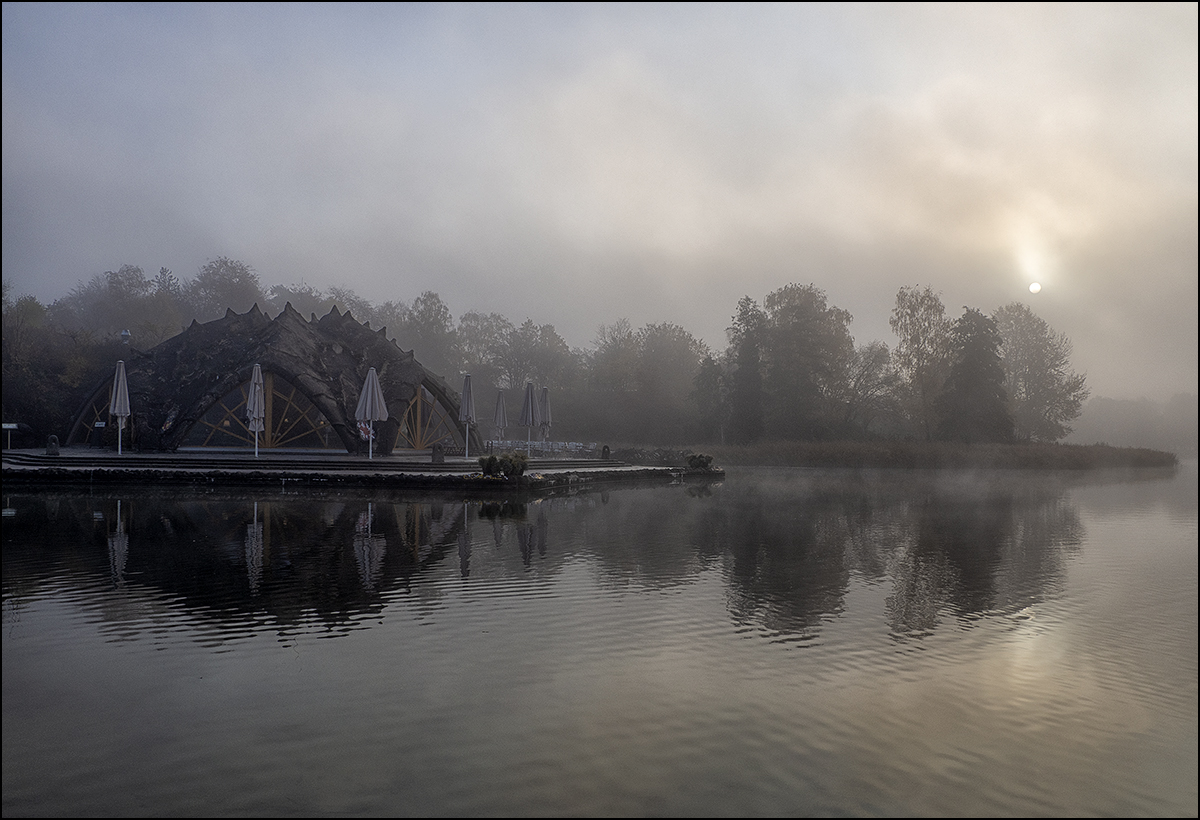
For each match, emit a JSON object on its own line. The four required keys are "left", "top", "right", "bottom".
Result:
{"left": 480, "top": 440, "right": 601, "bottom": 458}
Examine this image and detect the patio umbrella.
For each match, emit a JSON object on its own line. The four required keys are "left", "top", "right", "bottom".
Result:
{"left": 539, "top": 386, "right": 552, "bottom": 444}
{"left": 518, "top": 381, "right": 541, "bottom": 456}
{"left": 459, "top": 374, "right": 476, "bottom": 460}
{"left": 109, "top": 360, "right": 131, "bottom": 454}
{"left": 355, "top": 367, "right": 389, "bottom": 459}
{"left": 246, "top": 364, "right": 266, "bottom": 458}
{"left": 493, "top": 390, "right": 508, "bottom": 445}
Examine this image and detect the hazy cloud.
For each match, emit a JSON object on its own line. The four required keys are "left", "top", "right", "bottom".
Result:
{"left": 3, "top": 3, "right": 1195, "bottom": 398}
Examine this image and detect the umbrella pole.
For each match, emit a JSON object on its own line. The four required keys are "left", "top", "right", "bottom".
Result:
{"left": 254, "top": 430, "right": 259, "bottom": 458}
{"left": 465, "top": 421, "right": 470, "bottom": 460}
{"left": 369, "top": 421, "right": 374, "bottom": 460}
{"left": 117, "top": 423, "right": 122, "bottom": 455}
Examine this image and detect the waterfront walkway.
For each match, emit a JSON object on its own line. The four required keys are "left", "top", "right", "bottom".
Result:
{"left": 2, "top": 447, "right": 719, "bottom": 492}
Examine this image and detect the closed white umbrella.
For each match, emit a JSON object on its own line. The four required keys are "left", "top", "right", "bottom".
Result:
{"left": 493, "top": 390, "right": 508, "bottom": 444}
{"left": 459, "top": 374, "right": 476, "bottom": 459}
{"left": 109, "top": 360, "right": 131, "bottom": 454}
{"left": 518, "top": 381, "right": 541, "bottom": 456}
{"left": 246, "top": 364, "right": 266, "bottom": 458}
{"left": 354, "top": 367, "right": 389, "bottom": 459}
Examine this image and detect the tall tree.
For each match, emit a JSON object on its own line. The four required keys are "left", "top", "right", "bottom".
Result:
{"left": 841, "top": 340, "right": 901, "bottom": 436}
{"left": 993, "top": 302, "right": 1089, "bottom": 442}
{"left": 726, "top": 296, "right": 766, "bottom": 444}
{"left": 187, "top": 257, "right": 263, "bottom": 320}
{"left": 265, "top": 282, "right": 337, "bottom": 321}
{"left": 494, "top": 318, "right": 573, "bottom": 391}
{"left": 889, "top": 285, "right": 953, "bottom": 441}
{"left": 389, "top": 291, "right": 461, "bottom": 379}
{"left": 589, "top": 319, "right": 639, "bottom": 394}
{"left": 457, "top": 310, "right": 515, "bottom": 391}
{"left": 936, "top": 308, "right": 1013, "bottom": 443}
{"left": 46, "top": 264, "right": 161, "bottom": 344}
{"left": 326, "top": 286, "right": 377, "bottom": 324}
{"left": 692, "top": 354, "right": 728, "bottom": 444}
{"left": 153, "top": 267, "right": 182, "bottom": 299}
{"left": 633, "top": 322, "right": 709, "bottom": 444}
{"left": 761, "top": 283, "right": 854, "bottom": 439}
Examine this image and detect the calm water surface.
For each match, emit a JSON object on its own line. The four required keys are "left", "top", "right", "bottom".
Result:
{"left": 3, "top": 463, "right": 1196, "bottom": 817}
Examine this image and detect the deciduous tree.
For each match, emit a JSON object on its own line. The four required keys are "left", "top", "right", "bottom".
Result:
{"left": 692, "top": 354, "right": 728, "bottom": 444}
{"left": 761, "top": 283, "right": 854, "bottom": 439}
{"left": 890, "top": 285, "right": 953, "bottom": 441}
{"left": 187, "top": 257, "right": 263, "bottom": 320}
{"left": 727, "top": 296, "right": 765, "bottom": 444}
{"left": 841, "top": 340, "right": 902, "bottom": 436}
{"left": 633, "top": 322, "right": 709, "bottom": 443}
{"left": 993, "top": 302, "right": 1089, "bottom": 442}
{"left": 936, "top": 308, "right": 1013, "bottom": 443}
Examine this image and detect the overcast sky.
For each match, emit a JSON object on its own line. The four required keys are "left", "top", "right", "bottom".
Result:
{"left": 3, "top": 3, "right": 1196, "bottom": 399}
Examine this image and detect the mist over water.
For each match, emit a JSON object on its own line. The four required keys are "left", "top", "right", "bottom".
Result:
{"left": 3, "top": 463, "right": 1196, "bottom": 816}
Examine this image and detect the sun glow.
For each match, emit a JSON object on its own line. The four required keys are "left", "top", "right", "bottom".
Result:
{"left": 1012, "top": 225, "right": 1057, "bottom": 295}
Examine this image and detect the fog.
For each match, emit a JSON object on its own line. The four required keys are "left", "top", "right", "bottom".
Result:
{"left": 3, "top": 4, "right": 1196, "bottom": 400}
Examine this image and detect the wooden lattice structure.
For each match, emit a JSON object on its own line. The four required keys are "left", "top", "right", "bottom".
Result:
{"left": 66, "top": 303, "right": 479, "bottom": 455}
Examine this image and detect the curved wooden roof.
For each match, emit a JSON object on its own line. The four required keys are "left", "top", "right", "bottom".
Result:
{"left": 68, "top": 303, "right": 473, "bottom": 455}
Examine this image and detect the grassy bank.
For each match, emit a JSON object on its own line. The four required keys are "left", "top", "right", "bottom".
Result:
{"left": 620, "top": 440, "right": 1179, "bottom": 470}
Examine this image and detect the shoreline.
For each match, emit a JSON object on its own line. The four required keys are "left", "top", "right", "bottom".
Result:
{"left": 666, "top": 440, "right": 1180, "bottom": 471}
{"left": 1, "top": 447, "right": 724, "bottom": 496}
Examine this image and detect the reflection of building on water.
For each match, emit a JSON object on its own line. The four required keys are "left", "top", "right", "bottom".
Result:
{"left": 40, "top": 493, "right": 475, "bottom": 628}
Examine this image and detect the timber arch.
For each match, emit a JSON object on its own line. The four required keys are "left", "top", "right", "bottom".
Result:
{"left": 66, "top": 303, "right": 480, "bottom": 456}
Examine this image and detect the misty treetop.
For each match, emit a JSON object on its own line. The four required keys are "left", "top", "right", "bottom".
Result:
{"left": 935, "top": 308, "right": 1014, "bottom": 444}
{"left": 3, "top": 260, "right": 1091, "bottom": 447}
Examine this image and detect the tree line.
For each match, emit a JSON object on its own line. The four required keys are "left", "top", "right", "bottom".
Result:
{"left": 2, "top": 258, "right": 1089, "bottom": 447}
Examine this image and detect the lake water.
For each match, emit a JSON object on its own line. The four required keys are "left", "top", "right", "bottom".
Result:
{"left": 3, "top": 463, "right": 1196, "bottom": 817}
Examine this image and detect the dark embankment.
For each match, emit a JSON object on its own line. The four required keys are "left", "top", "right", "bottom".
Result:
{"left": 689, "top": 440, "right": 1179, "bottom": 470}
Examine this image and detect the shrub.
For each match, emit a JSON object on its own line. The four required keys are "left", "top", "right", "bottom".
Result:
{"left": 496, "top": 451, "right": 528, "bottom": 478}
{"left": 686, "top": 453, "right": 714, "bottom": 471}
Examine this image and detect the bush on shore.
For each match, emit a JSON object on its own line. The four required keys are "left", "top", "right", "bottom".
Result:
{"left": 478, "top": 451, "right": 528, "bottom": 477}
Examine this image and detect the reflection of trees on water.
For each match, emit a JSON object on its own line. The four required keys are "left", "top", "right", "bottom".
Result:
{"left": 695, "top": 479, "right": 852, "bottom": 637}
{"left": 478, "top": 499, "right": 554, "bottom": 570}
{"left": 3, "top": 469, "right": 1091, "bottom": 643}
{"left": 687, "top": 470, "right": 1085, "bottom": 641}
{"left": 885, "top": 481, "right": 1084, "bottom": 639}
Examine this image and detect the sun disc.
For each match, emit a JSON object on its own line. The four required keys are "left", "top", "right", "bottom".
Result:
{"left": 1029, "top": 282, "right": 1041, "bottom": 294}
